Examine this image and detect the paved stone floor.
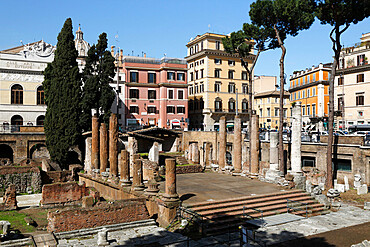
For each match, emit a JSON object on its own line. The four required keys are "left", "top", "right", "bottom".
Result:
{"left": 56, "top": 204, "right": 370, "bottom": 247}
{"left": 0, "top": 193, "right": 41, "bottom": 207}
{"left": 158, "top": 172, "right": 283, "bottom": 205}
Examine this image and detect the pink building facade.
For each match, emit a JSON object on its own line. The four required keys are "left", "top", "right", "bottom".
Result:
{"left": 122, "top": 56, "right": 188, "bottom": 130}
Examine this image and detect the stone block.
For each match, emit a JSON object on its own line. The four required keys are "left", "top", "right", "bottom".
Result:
{"left": 148, "top": 142, "right": 159, "bottom": 163}
{"left": 82, "top": 196, "right": 95, "bottom": 208}
{"left": 344, "top": 176, "right": 349, "bottom": 191}
{"left": 334, "top": 183, "right": 345, "bottom": 193}
{"left": 354, "top": 181, "right": 362, "bottom": 188}
{"left": 293, "top": 175, "right": 306, "bottom": 190}
{"left": 285, "top": 174, "right": 294, "bottom": 181}
{"left": 306, "top": 180, "right": 313, "bottom": 193}
{"left": 357, "top": 184, "right": 368, "bottom": 195}
{"left": 364, "top": 202, "right": 370, "bottom": 210}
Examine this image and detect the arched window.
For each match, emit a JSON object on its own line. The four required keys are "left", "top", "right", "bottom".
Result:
{"left": 228, "top": 98, "right": 236, "bottom": 112}
{"left": 11, "top": 84, "right": 23, "bottom": 104}
{"left": 36, "top": 115, "right": 45, "bottom": 126}
{"left": 11, "top": 115, "right": 23, "bottom": 126}
{"left": 242, "top": 99, "right": 248, "bottom": 113}
{"left": 214, "top": 97, "right": 222, "bottom": 112}
{"left": 37, "top": 86, "right": 45, "bottom": 105}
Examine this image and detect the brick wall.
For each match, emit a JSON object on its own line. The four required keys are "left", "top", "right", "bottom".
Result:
{"left": 41, "top": 182, "right": 89, "bottom": 207}
{"left": 47, "top": 198, "right": 150, "bottom": 232}
{"left": 0, "top": 166, "right": 41, "bottom": 195}
{"left": 176, "top": 164, "right": 203, "bottom": 174}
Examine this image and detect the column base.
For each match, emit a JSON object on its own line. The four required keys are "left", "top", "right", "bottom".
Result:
{"left": 132, "top": 184, "right": 145, "bottom": 191}
{"left": 120, "top": 180, "right": 132, "bottom": 187}
{"left": 265, "top": 168, "right": 284, "bottom": 182}
{"left": 162, "top": 193, "right": 180, "bottom": 202}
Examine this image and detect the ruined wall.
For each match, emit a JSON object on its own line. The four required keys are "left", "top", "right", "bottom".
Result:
{"left": 41, "top": 182, "right": 89, "bottom": 207}
{"left": 176, "top": 164, "right": 203, "bottom": 174}
{"left": 47, "top": 198, "right": 150, "bottom": 232}
{"left": 0, "top": 166, "right": 41, "bottom": 195}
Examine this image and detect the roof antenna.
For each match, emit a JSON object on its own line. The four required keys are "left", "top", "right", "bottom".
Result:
{"left": 208, "top": 24, "right": 211, "bottom": 32}
{"left": 20, "top": 40, "right": 24, "bottom": 46}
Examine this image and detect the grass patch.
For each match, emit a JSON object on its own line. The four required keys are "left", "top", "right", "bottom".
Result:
{"left": 176, "top": 164, "right": 193, "bottom": 167}
{"left": 0, "top": 211, "right": 35, "bottom": 233}
{"left": 139, "top": 153, "right": 149, "bottom": 157}
{"left": 160, "top": 152, "right": 183, "bottom": 156}
{"left": 339, "top": 188, "right": 370, "bottom": 205}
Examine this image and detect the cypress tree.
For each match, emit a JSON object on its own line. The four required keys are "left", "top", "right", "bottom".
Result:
{"left": 43, "top": 18, "right": 82, "bottom": 165}
{"left": 80, "top": 33, "right": 115, "bottom": 131}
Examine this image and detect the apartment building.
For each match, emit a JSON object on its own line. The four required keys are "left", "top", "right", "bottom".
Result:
{"left": 185, "top": 33, "right": 255, "bottom": 131}
{"left": 253, "top": 76, "right": 291, "bottom": 130}
{"left": 289, "top": 63, "right": 332, "bottom": 130}
{"left": 335, "top": 32, "right": 370, "bottom": 129}
{"left": 121, "top": 56, "right": 188, "bottom": 130}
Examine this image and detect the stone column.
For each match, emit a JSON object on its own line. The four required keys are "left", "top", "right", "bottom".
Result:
{"left": 91, "top": 114, "right": 99, "bottom": 171}
{"left": 291, "top": 102, "right": 302, "bottom": 174}
{"left": 99, "top": 123, "right": 108, "bottom": 174}
{"left": 163, "top": 158, "right": 179, "bottom": 201}
{"left": 265, "top": 132, "right": 283, "bottom": 181}
{"left": 132, "top": 154, "right": 144, "bottom": 191}
{"left": 219, "top": 116, "right": 227, "bottom": 169}
{"left": 148, "top": 142, "right": 159, "bottom": 163}
{"left": 120, "top": 150, "right": 131, "bottom": 186}
{"left": 84, "top": 137, "right": 92, "bottom": 174}
{"left": 233, "top": 115, "right": 242, "bottom": 173}
{"left": 250, "top": 114, "right": 260, "bottom": 174}
{"left": 192, "top": 143, "right": 199, "bottom": 164}
{"left": 204, "top": 142, "right": 212, "bottom": 168}
{"left": 109, "top": 114, "right": 118, "bottom": 177}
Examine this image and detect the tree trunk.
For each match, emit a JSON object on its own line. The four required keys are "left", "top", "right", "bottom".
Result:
{"left": 248, "top": 71, "right": 253, "bottom": 172}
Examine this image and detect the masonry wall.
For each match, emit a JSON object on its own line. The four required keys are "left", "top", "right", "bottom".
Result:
{"left": 0, "top": 166, "right": 41, "bottom": 195}
{"left": 47, "top": 198, "right": 150, "bottom": 232}
{"left": 41, "top": 182, "right": 89, "bottom": 206}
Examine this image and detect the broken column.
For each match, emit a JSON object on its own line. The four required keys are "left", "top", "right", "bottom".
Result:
{"left": 99, "top": 123, "right": 108, "bottom": 174}
{"left": 91, "top": 113, "right": 99, "bottom": 171}
{"left": 192, "top": 142, "right": 199, "bottom": 164}
{"left": 120, "top": 150, "right": 131, "bottom": 186}
{"left": 204, "top": 142, "right": 212, "bottom": 168}
{"left": 163, "top": 158, "right": 179, "bottom": 201}
{"left": 291, "top": 102, "right": 302, "bottom": 174}
{"left": 109, "top": 114, "right": 118, "bottom": 177}
{"left": 265, "top": 132, "right": 283, "bottom": 181}
{"left": 132, "top": 154, "right": 144, "bottom": 191}
{"left": 219, "top": 116, "right": 227, "bottom": 170}
{"left": 127, "top": 136, "right": 138, "bottom": 175}
{"left": 250, "top": 114, "right": 260, "bottom": 174}
{"left": 84, "top": 137, "right": 92, "bottom": 174}
{"left": 148, "top": 142, "right": 159, "bottom": 163}
{"left": 3, "top": 185, "right": 17, "bottom": 210}
{"left": 233, "top": 115, "right": 242, "bottom": 173}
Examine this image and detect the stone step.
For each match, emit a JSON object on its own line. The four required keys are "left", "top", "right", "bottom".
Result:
{"left": 188, "top": 189, "right": 303, "bottom": 209}
{"left": 175, "top": 156, "right": 190, "bottom": 165}
{"left": 32, "top": 233, "right": 58, "bottom": 247}
{"left": 191, "top": 191, "right": 309, "bottom": 212}
{"left": 198, "top": 196, "right": 315, "bottom": 218}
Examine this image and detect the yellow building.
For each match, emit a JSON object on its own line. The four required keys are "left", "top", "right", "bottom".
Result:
{"left": 253, "top": 76, "right": 291, "bottom": 130}
{"left": 185, "top": 33, "right": 255, "bottom": 131}
{"left": 289, "top": 63, "right": 331, "bottom": 130}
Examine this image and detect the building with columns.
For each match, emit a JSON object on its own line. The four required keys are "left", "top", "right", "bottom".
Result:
{"left": 0, "top": 26, "right": 89, "bottom": 130}
{"left": 289, "top": 63, "right": 332, "bottom": 130}
{"left": 335, "top": 32, "right": 370, "bottom": 130}
{"left": 185, "top": 33, "right": 255, "bottom": 131}
{"left": 119, "top": 55, "right": 188, "bottom": 130}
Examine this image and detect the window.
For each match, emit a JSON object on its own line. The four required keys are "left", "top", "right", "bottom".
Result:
{"left": 302, "top": 156, "right": 316, "bottom": 167}
{"left": 214, "top": 59, "right": 222, "bottom": 65}
{"left": 242, "top": 100, "right": 248, "bottom": 112}
{"left": 313, "top": 73, "right": 316, "bottom": 81}
{"left": 190, "top": 72, "right": 194, "bottom": 81}
{"left": 334, "top": 159, "right": 351, "bottom": 171}
{"left": 259, "top": 108, "right": 263, "bottom": 116}
{"left": 195, "top": 84, "right": 199, "bottom": 94}
{"left": 215, "top": 98, "right": 222, "bottom": 112}
{"left": 338, "top": 77, "right": 344, "bottom": 85}
{"left": 200, "top": 69, "right": 204, "bottom": 78}
{"left": 302, "top": 106, "right": 306, "bottom": 116}
{"left": 214, "top": 82, "right": 221, "bottom": 92}
{"left": 148, "top": 90, "right": 156, "bottom": 99}
{"left": 228, "top": 70, "right": 234, "bottom": 79}
{"left": 275, "top": 98, "right": 278, "bottom": 103}
{"left": 194, "top": 70, "right": 198, "bottom": 80}
{"left": 356, "top": 95, "right": 364, "bottom": 106}
{"left": 338, "top": 97, "right": 344, "bottom": 111}
{"left": 357, "top": 54, "right": 365, "bottom": 66}
{"left": 307, "top": 75, "right": 310, "bottom": 82}
{"left": 148, "top": 73, "right": 156, "bottom": 83}
{"left": 36, "top": 115, "right": 45, "bottom": 126}
{"left": 178, "top": 90, "right": 184, "bottom": 99}
{"left": 200, "top": 82, "right": 204, "bottom": 93}
{"left": 11, "top": 115, "right": 23, "bottom": 126}
{"left": 228, "top": 60, "right": 235, "bottom": 66}
{"left": 357, "top": 74, "right": 364, "bottom": 83}
{"left": 175, "top": 72, "right": 184, "bottom": 81}
{"left": 313, "top": 88, "right": 316, "bottom": 96}
{"left": 307, "top": 105, "right": 310, "bottom": 116}
{"left": 267, "top": 108, "right": 270, "bottom": 117}
{"left": 11, "top": 84, "right": 23, "bottom": 104}
{"left": 129, "top": 89, "right": 139, "bottom": 99}
{"left": 177, "top": 106, "right": 185, "bottom": 114}
{"left": 228, "top": 99, "right": 235, "bottom": 112}
{"left": 303, "top": 77, "right": 306, "bottom": 84}
{"left": 130, "top": 72, "right": 138, "bottom": 82}
{"left": 189, "top": 87, "right": 193, "bottom": 95}
{"left": 201, "top": 41, "right": 203, "bottom": 50}
{"left": 216, "top": 41, "right": 220, "bottom": 50}
{"left": 167, "top": 106, "right": 175, "bottom": 113}
{"left": 302, "top": 90, "right": 305, "bottom": 98}
{"left": 241, "top": 84, "right": 248, "bottom": 94}
{"left": 168, "top": 89, "right": 174, "bottom": 99}
{"left": 147, "top": 106, "right": 156, "bottom": 114}
{"left": 215, "top": 69, "right": 220, "bottom": 78}
{"left": 37, "top": 86, "right": 45, "bottom": 105}
{"left": 274, "top": 108, "right": 279, "bottom": 116}
{"left": 283, "top": 109, "right": 287, "bottom": 118}
{"left": 307, "top": 89, "right": 310, "bottom": 97}
{"left": 129, "top": 106, "right": 139, "bottom": 114}
{"left": 167, "top": 72, "right": 175, "bottom": 80}
{"left": 242, "top": 71, "right": 248, "bottom": 80}
{"left": 228, "top": 83, "right": 235, "bottom": 93}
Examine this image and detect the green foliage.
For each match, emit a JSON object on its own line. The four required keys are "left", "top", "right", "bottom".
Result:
{"left": 80, "top": 33, "right": 116, "bottom": 131}
{"left": 43, "top": 18, "right": 81, "bottom": 165}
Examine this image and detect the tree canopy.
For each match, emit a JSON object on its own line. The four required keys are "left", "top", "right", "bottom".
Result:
{"left": 80, "top": 32, "right": 116, "bottom": 131}
{"left": 43, "top": 18, "right": 82, "bottom": 164}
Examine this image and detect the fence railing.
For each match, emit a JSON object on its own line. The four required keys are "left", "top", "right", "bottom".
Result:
{"left": 287, "top": 199, "right": 308, "bottom": 218}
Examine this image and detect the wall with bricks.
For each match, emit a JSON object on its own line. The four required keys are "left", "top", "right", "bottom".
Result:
{"left": 0, "top": 166, "right": 41, "bottom": 195}
{"left": 41, "top": 182, "right": 89, "bottom": 207}
{"left": 47, "top": 198, "right": 150, "bottom": 232}
{"left": 176, "top": 164, "right": 203, "bottom": 174}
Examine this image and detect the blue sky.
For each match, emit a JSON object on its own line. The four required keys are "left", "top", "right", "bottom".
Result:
{"left": 1, "top": 0, "right": 369, "bottom": 82}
